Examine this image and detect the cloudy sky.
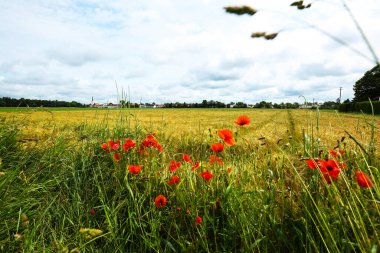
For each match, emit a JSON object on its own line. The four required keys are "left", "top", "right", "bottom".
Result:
{"left": 0, "top": 0, "right": 379, "bottom": 104}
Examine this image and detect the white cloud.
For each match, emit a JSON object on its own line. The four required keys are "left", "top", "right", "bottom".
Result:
{"left": 0, "top": 0, "right": 378, "bottom": 104}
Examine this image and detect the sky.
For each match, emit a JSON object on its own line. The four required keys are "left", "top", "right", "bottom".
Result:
{"left": 0, "top": 0, "right": 379, "bottom": 105}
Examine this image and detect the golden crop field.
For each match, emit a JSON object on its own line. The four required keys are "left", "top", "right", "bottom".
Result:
{"left": 1, "top": 108, "right": 379, "bottom": 154}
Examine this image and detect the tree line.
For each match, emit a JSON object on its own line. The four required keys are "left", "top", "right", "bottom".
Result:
{"left": 0, "top": 97, "right": 85, "bottom": 107}
{"left": 162, "top": 100, "right": 341, "bottom": 109}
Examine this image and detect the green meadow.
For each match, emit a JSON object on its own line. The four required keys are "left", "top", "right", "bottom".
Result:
{"left": 0, "top": 108, "right": 379, "bottom": 252}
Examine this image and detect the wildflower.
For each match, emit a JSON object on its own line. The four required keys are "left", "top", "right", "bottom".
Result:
{"left": 217, "top": 129, "right": 236, "bottom": 146}
{"left": 322, "top": 168, "right": 340, "bottom": 184}
{"left": 329, "top": 149, "right": 345, "bottom": 157}
{"left": 101, "top": 143, "right": 110, "bottom": 152}
{"left": 89, "top": 209, "right": 96, "bottom": 215}
{"left": 227, "top": 167, "right": 232, "bottom": 173}
{"left": 113, "top": 153, "right": 122, "bottom": 161}
{"left": 200, "top": 171, "right": 213, "bottom": 181}
{"left": 209, "top": 155, "right": 223, "bottom": 166}
{"left": 235, "top": 115, "right": 250, "bottom": 126}
{"left": 128, "top": 165, "right": 142, "bottom": 174}
{"left": 305, "top": 159, "right": 319, "bottom": 169}
{"left": 141, "top": 133, "right": 163, "bottom": 152}
{"left": 210, "top": 142, "right": 224, "bottom": 152}
{"left": 167, "top": 175, "right": 180, "bottom": 185}
{"left": 183, "top": 154, "right": 192, "bottom": 163}
{"left": 108, "top": 140, "right": 120, "bottom": 150}
{"left": 195, "top": 216, "right": 203, "bottom": 225}
{"left": 319, "top": 159, "right": 343, "bottom": 184}
{"left": 191, "top": 161, "right": 200, "bottom": 171}
{"left": 155, "top": 195, "right": 167, "bottom": 208}
{"left": 319, "top": 159, "right": 346, "bottom": 172}
{"left": 169, "top": 160, "right": 181, "bottom": 172}
{"left": 123, "top": 139, "right": 136, "bottom": 151}
{"left": 356, "top": 171, "right": 373, "bottom": 188}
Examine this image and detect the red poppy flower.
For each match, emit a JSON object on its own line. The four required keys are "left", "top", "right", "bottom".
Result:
{"left": 154, "top": 195, "right": 167, "bottom": 208}
{"left": 108, "top": 140, "right": 120, "bottom": 150}
{"left": 356, "top": 171, "right": 373, "bottom": 188}
{"left": 156, "top": 143, "right": 163, "bottom": 152}
{"left": 200, "top": 171, "right": 213, "bottom": 181}
{"left": 305, "top": 159, "right": 318, "bottom": 169}
{"left": 123, "top": 139, "right": 136, "bottom": 151}
{"left": 209, "top": 155, "right": 223, "bottom": 166}
{"left": 183, "top": 154, "right": 191, "bottom": 163}
{"left": 191, "top": 161, "right": 200, "bottom": 171}
{"left": 227, "top": 167, "right": 232, "bottom": 173}
{"left": 113, "top": 153, "right": 122, "bottom": 161}
{"left": 217, "top": 129, "right": 236, "bottom": 146}
{"left": 234, "top": 115, "right": 250, "bottom": 126}
{"left": 169, "top": 160, "right": 181, "bottom": 172}
{"left": 101, "top": 143, "right": 110, "bottom": 153}
{"left": 210, "top": 142, "right": 224, "bottom": 152}
{"left": 318, "top": 159, "right": 343, "bottom": 184}
{"left": 167, "top": 175, "right": 180, "bottom": 185}
{"left": 329, "top": 149, "right": 345, "bottom": 157}
{"left": 322, "top": 167, "right": 340, "bottom": 184}
{"left": 128, "top": 165, "right": 142, "bottom": 174}
{"left": 89, "top": 209, "right": 96, "bottom": 215}
{"left": 141, "top": 133, "right": 163, "bottom": 152}
{"left": 195, "top": 216, "right": 203, "bottom": 225}
{"left": 319, "top": 159, "right": 346, "bottom": 173}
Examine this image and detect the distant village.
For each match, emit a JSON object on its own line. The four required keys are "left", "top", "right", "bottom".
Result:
{"left": 90, "top": 102, "right": 165, "bottom": 109}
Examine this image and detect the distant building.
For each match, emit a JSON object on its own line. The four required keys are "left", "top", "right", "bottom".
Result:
{"left": 90, "top": 103, "right": 120, "bottom": 108}
{"left": 139, "top": 104, "right": 156, "bottom": 108}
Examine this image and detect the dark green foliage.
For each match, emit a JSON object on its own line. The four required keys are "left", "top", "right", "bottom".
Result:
{"left": 0, "top": 97, "right": 86, "bottom": 107}
{"left": 353, "top": 65, "right": 380, "bottom": 102}
{"left": 339, "top": 101, "right": 380, "bottom": 114}
{"left": 224, "top": 6, "right": 257, "bottom": 16}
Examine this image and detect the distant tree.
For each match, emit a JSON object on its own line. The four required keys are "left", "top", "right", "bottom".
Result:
{"left": 235, "top": 102, "right": 248, "bottom": 108}
{"left": 343, "top": 98, "right": 350, "bottom": 103}
{"left": 353, "top": 65, "right": 380, "bottom": 102}
{"left": 120, "top": 100, "right": 127, "bottom": 108}
{"left": 254, "top": 101, "right": 271, "bottom": 108}
{"left": 321, "top": 101, "right": 339, "bottom": 109}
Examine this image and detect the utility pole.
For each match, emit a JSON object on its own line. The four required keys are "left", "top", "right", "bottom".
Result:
{"left": 339, "top": 87, "right": 343, "bottom": 103}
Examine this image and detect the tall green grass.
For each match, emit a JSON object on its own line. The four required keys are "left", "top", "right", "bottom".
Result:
{"left": 0, "top": 110, "right": 379, "bottom": 252}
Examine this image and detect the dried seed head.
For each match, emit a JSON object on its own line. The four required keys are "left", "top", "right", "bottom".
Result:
{"left": 251, "top": 32, "right": 266, "bottom": 38}
{"left": 224, "top": 6, "right": 257, "bottom": 16}
{"left": 264, "top": 33, "right": 278, "bottom": 40}
{"left": 290, "top": 1, "right": 303, "bottom": 7}
{"left": 21, "top": 213, "right": 29, "bottom": 227}
{"left": 14, "top": 233, "right": 23, "bottom": 241}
